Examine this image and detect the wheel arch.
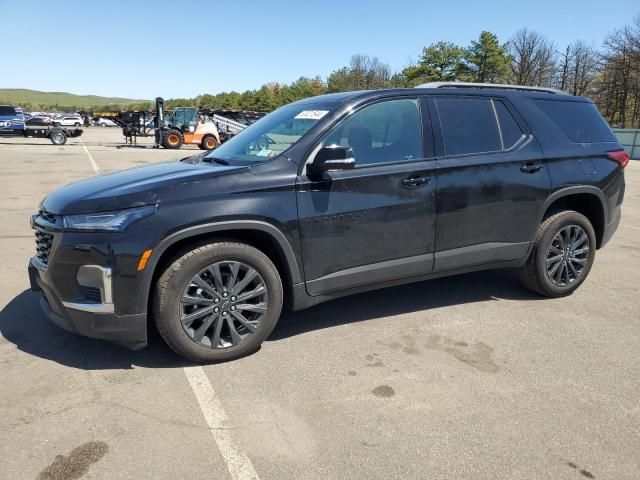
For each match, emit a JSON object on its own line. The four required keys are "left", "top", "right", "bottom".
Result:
{"left": 138, "top": 221, "right": 301, "bottom": 314}
{"left": 540, "top": 186, "right": 608, "bottom": 248}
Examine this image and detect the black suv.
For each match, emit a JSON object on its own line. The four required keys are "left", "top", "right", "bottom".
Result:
{"left": 28, "top": 83, "right": 627, "bottom": 362}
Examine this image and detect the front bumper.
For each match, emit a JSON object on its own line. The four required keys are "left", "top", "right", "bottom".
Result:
{"left": 28, "top": 258, "right": 147, "bottom": 350}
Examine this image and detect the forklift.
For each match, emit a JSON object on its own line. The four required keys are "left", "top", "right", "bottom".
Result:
{"left": 154, "top": 97, "right": 220, "bottom": 150}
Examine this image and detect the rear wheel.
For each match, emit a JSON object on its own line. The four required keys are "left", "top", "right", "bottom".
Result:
{"left": 74, "top": 122, "right": 81, "bottom": 127}
{"left": 50, "top": 130, "right": 67, "bottom": 145}
{"left": 518, "top": 210, "right": 596, "bottom": 297}
{"left": 200, "top": 134, "right": 218, "bottom": 151}
{"left": 162, "top": 129, "right": 184, "bottom": 149}
{"left": 153, "top": 241, "right": 283, "bottom": 363}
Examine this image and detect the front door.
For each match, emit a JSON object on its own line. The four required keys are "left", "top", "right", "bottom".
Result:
{"left": 296, "top": 97, "right": 438, "bottom": 296}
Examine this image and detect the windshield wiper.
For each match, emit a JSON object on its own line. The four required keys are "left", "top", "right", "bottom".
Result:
{"left": 202, "top": 156, "right": 229, "bottom": 165}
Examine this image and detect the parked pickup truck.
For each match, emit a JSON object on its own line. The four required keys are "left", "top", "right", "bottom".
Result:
{"left": 0, "top": 105, "right": 82, "bottom": 145}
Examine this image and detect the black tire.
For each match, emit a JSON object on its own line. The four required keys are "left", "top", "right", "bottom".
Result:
{"left": 50, "top": 130, "right": 67, "bottom": 145}
{"left": 518, "top": 210, "right": 596, "bottom": 297}
{"left": 162, "top": 129, "right": 184, "bottom": 149}
{"left": 74, "top": 122, "right": 81, "bottom": 127}
{"left": 152, "top": 241, "right": 283, "bottom": 363}
{"left": 200, "top": 134, "right": 218, "bottom": 151}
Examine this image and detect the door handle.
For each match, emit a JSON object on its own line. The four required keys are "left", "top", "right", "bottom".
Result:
{"left": 521, "top": 162, "right": 543, "bottom": 173}
{"left": 402, "top": 176, "right": 430, "bottom": 187}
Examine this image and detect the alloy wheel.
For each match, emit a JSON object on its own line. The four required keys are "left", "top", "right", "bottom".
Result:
{"left": 545, "top": 224, "right": 590, "bottom": 287}
{"left": 180, "top": 261, "right": 268, "bottom": 348}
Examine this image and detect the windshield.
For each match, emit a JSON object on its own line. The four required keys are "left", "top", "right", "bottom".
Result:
{"left": 206, "top": 102, "right": 338, "bottom": 164}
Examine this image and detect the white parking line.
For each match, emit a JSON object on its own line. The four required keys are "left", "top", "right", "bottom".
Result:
{"left": 80, "top": 140, "right": 100, "bottom": 173}
{"left": 183, "top": 366, "right": 260, "bottom": 480}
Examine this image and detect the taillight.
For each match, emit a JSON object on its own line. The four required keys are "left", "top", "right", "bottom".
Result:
{"left": 607, "top": 151, "right": 630, "bottom": 169}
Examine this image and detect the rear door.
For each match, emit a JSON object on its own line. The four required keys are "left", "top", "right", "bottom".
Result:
{"left": 429, "top": 95, "right": 551, "bottom": 271}
{"left": 296, "top": 97, "right": 438, "bottom": 295}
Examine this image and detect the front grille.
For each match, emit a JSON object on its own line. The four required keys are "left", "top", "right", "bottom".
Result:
{"left": 80, "top": 285, "right": 102, "bottom": 303}
{"left": 34, "top": 228, "right": 54, "bottom": 267}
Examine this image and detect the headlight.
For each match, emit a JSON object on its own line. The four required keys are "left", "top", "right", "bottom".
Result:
{"left": 63, "top": 205, "right": 157, "bottom": 231}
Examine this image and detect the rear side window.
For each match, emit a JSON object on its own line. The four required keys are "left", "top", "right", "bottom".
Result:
{"left": 494, "top": 101, "right": 524, "bottom": 148}
{"left": 0, "top": 106, "right": 17, "bottom": 116}
{"left": 534, "top": 100, "right": 616, "bottom": 143}
{"left": 435, "top": 98, "right": 501, "bottom": 156}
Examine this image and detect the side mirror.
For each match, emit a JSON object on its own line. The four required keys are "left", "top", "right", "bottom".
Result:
{"left": 307, "top": 146, "right": 356, "bottom": 178}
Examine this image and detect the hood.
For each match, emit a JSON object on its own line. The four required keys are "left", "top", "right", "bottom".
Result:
{"left": 43, "top": 158, "right": 247, "bottom": 215}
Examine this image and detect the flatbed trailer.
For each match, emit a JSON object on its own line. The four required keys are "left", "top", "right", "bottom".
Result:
{"left": 0, "top": 126, "right": 83, "bottom": 145}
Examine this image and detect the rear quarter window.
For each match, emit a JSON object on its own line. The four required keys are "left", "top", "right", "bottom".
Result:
{"left": 533, "top": 100, "right": 616, "bottom": 143}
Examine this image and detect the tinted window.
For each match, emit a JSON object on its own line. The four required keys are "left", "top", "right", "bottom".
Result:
{"left": 534, "top": 100, "right": 616, "bottom": 143}
{"left": 324, "top": 98, "right": 422, "bottom": 166}
{"left": 435, "top": 98, "right": 501, "bottom": 156}
{"left": 0, "top": 106, "right": 17, "bottom": 116}
{"left": 494, "top": 101, "right": 524, "bottom": 148}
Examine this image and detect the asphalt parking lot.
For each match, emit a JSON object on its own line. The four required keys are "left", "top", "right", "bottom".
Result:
{"left": 0, "top": 128, "right": 638, "bottom": 480}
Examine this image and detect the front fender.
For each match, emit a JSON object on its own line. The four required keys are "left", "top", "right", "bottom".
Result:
{"left": 136, "top": 220, "right": 301, "bottom": 313}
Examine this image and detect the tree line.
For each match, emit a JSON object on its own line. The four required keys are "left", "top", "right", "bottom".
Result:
{"left": 16, "top": 15, "right": 640, "bottom": 128}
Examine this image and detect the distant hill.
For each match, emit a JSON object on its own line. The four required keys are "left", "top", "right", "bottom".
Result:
{"left": 0, "top": 88, "right": 148, "bottom": 108}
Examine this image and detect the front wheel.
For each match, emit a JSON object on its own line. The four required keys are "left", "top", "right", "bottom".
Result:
{"left": 518, "top": 210, "right": 596, "bottom": 297}
{"left": 153, "top": 241, "right": 283, "bottom": 363}
{"left": 162, "top": 129, "right": 184, "bottom": 149}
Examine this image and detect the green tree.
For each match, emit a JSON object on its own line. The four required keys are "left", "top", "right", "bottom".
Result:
{"left": 403, "top": 41, "right": 469, "bottom": 84}
{"left": 327, "top": 54, "right": 394, "bottom": 92}
{"left": 466, "top": 31, "right": 512, "bottom": 83}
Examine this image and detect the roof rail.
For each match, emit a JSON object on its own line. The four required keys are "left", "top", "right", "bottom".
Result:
{"left": 415, "top": 81, "right": 571, "bottom": 95}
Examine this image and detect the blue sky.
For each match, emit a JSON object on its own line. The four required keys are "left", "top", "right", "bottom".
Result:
{"left": 2, "top": 0, "right": 638, "bottom": 99}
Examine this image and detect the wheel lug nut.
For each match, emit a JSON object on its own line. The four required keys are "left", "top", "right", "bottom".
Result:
{"left": 230, "top": 306, "right": 236, "bottom": 311}
{"left": 231, "top": 296, "right": 236, "bottom": 301}
{"left": 214, "top": 307, "right": 220, "bottom": 313}
{"left": 214, "top": 298, "right": 220, "bottom": 303}
{"left": 222, "top": 311, "right": 228, "bottom": 316}
{"left": 223, "top": 292, "right": 228, "bottom": 298}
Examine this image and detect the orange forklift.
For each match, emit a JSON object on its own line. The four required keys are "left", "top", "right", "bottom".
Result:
{"left": 155, "top": 97, "right": 220, "bottom": 150}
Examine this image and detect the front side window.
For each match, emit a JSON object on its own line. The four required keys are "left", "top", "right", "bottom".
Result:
{"left": 206, "top": 102, "right": 338, "bottom": 164}
{"left": 323, "top": 98, "right": 422, "bottom": 166}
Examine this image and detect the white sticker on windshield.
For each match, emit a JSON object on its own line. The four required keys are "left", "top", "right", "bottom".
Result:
{"left": 294, "top": 110, "right": 329, "bottom": 120}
